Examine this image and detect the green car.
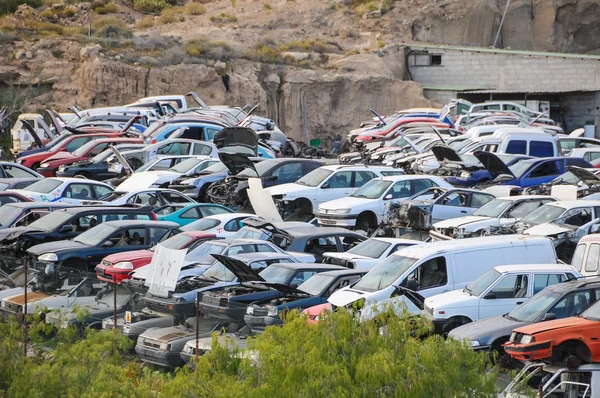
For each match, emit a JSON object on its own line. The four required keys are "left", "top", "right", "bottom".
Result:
{"left": 157, "top": 203, "right": 234, "bottom": 226}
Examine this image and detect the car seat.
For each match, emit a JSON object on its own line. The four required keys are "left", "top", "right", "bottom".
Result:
{"left": 514, "top": 283, "right": 528, "bottom": 298}
{"left": 148, "top": 196, "right": 158, "bottom": 207}
{"left": 74, "top": 189, "right": 89, "bottom": 199}
{"left": 129, "top": 232, "right": 142, "bottom": 245}
{"left": 105, "top": 214, "right": 119, "bottom": 222}
{"left": 398, "top": 187, "right": 410, "bottom": 198}
{"left": 330, "top": 174, "right": 347, "bottom": 188}
{"left": 573, "top": 295, "right": 589, "bottom": 315}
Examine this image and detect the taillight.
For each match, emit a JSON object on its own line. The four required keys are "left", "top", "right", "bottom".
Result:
{"left": 151, "top": 212, "right": 157, "bottom": 220}
{"left": 151, "top": 139, "right": 156, "bottom": 144}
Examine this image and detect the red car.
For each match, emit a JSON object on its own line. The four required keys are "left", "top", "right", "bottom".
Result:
{"left": 16, "top": 132, "right": 126, "bottom": 170}
{"left": 95, "top": 231, "right": 216, "bottom": 283}
{"left": 0, "top": 191, "right": 33, "bottom": 206}
{"left": 36, "top": 137, "right": 142, "bottom": 177}
{"left": 354, "top": 117, "right": 447, "bottom": 142}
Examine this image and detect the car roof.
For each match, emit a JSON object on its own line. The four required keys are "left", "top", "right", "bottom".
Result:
{"left": 313, "top": 269, "right": 368, "bottom": 277}
{"left": 228, "top": 252, "right": 293, "bottom": 261}
{"left": 319, "top": 164, "right": 398, "bottom": 171}
{"left": 268, "top": 263, "right": 346, "bottom": 271}
{"left": 39, "top": 177, "right": 112, "bottom": 186}
{"left": 103, "top": 220, "right": 178, "bottom": 228}
{"left": 493, "top": 263, "right": 576, "bottom": 273}
{"left": 201, "top": 213, "right": 254, "bottom": 222}
{"left": 369, "top": 237, "right": 421, "bottom": 245}
{"left": 547, "top": 277, "right": 600, "bottom": 293}
{"left": 58, "top": 205, "right": 152, "bottom": 215}
{"left": 180, "top": 231, "right": 216, "bottom": 238}
{"left": 378, "top": 175, "right": 442, "bottom": 182}
{"left": 495, "top": 195, "right": 555, "bottom": 202}
{"left": 286, "top": 227, "right": 362, "bottom": 237}
{"left": 551, "top": 200, "right": 600, "bottom": 208}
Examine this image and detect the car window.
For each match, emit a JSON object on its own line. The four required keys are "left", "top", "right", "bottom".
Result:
{"left": 88, "top": 142, "right": 109, "bottom": 156}
{"left": 224, "top": 219, "right": 242, "bottom": 232}
{"left": 389, "top": 180, "right": 412, "bottom": 199}
{"left": 180, "top": 207, "right": 201, "bottom": 219}
{"left": 148, "top": 227, "right": 170, "bottom": 244}
{"left": 507, "top": 200, "right": 546, "bottom": 219}
{"left": 488, "top": 274, "right": 528, "bottom": 299}
{"left": 529, "top": 141, "right": 554, "bottom": 157}
{"left": 339, "top": 235, "right": 363, "bottom": 251}
{"left": 160, "top": 191, "right": 191, "bottom": 204}
{"left": 2, "top": 164, "right": 38, "bottom": 178}
{"left": 380, "top": 171, "right": 406, "bottom": 177}
{"left": 272, "top": 162, "right": 303, "bottom": 183}
{"left": 403, "top": 256, "right": 447, "bottom": 291}
{"left": 14, "top": 210, "right": 50, "bottom": 227}
{"left": 411, "top": 179, "right": 436, "bottom": 194}
{"left": 584, "top": 152, "right": 600, "bottom": 162}
{"left": 193, "top": 143, "right": 213, "bottom": 155}
{"left": 255, "top": 244, "right": 276, "bottom": 253}
{"left": 471, "top": 193, "right": 493, "bottom": 208}
{"left": 157, "top": 142, "right": 191, "bottom": 155}
{"left": 290, "top": 271, "right": 317, "bottom": 287}
{"left": 226, "top": 244, "right": 257, "bottom": 256}
{"left": 127, "top": 192, "right": 161, "bottom": 208}
{"left": 585, "top": 244, "right": 600, "bottom": 273}
{"left": 65, "top": 137, "right": 92, "bottom": 152}
{"left": 533, "top": 274, "right": 567, "bottom": 295}
{"left": 506, "top": 140, "right": 527, "bottom": 155}
{"left": 148, "top": 159, "right": 172, "bottom": 170}
{"left": 69, "top": 215, "right": 97, "bottom": 232}
{"left": 440, "top": 192, "right": 469, "bottom": 207}
{"left": 110, "top": 227, "right": 146, "bottom": 246}
{"left": 562, "top": 208, "right": 592, "bottom": 226}
{"left": 353, "top": 171, "right": 377, "bottom": 188}
{"left": 92, "top": 185, "right": 112, "bottom": 198}
{"left": 529, "top": 161, "right": 559, "bottom": 178}
{"left": 205, "top": 128, "right": 221, "bottom": 141}
{"left": 200, "top": 206, "right": 230, "bottom": 217}
{"left": 326, "top": 171, "right": 352, "bottom": 189}
{"left": 64, "top": 183, "right": 93, "bottom": 200}
{"left": 305, "top": 236, "right": 338, "bottom": 255}
{"left": 180, "top": 126, "right": 204, "bottom": 140}
{"left": 550, "top": 291, "right": 592, "bottom": 319}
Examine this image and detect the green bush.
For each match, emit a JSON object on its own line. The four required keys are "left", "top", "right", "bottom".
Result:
{"left": 135, "top": 15, "right": 154, "bottom": 29}
{"left": 91, "top": 16, "right": 125, "bottom": 29}
{"left": 184, "top": 1, "right": 205, "bottom": 15}
{"left": 104, "top": 2, "right": 117, "bottom": 12}
{"left": 133, "top": 0, "right": 169, "bottom": 13}
{"left": 0, "top": 0, "right": 43, "bottom": 17}
{"left": 63, "top": 8, "right": 76, "bottom": 17}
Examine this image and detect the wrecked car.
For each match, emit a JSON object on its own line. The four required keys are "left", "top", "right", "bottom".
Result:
{"left": 322, "top": 237, "right": 419, "bottom": 270}
{"left": 430, "top": 195, "right": 556, "bottom": 240}
{"left": 244, "top": 268, "right": 366, "bottom": 333}
{"left": 523, "top": 166, "right": 600, "bottom": 198}
{"left": 381, "top": 187, "right": 495, "bottom": 237}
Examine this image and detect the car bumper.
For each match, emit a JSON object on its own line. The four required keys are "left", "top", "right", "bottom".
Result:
{"left": 55, "top": 170, "right": 75, "bottom": 178}
{"left": 243, "top": 314, "right": 268, "bottom": 333}
{"left": 143, "top": 298, "right": 194, "bottom": 317}
{"left": 95, "top": 266, "right": 131, "bottom": 283}
{"left": 316, "top": 214, "right": 358, "bottom": 227}
{"left": 199, "top": 301, "right": 248, "bottom": 323}
{"left": 135, "top": 345, "right": 183, "bottom": 368}
{"left": 36, "top": 167, "right": 57, "bottom": 177}
{"left": 503, "top": 341, "right": 552, "bottom": 362}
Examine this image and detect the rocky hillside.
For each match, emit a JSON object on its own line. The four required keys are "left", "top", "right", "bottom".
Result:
{"left": 1, "top": 0, "right": 600, "bottom": 141}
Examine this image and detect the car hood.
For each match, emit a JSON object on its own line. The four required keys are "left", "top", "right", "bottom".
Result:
{"left": 27, "top": 240, "right": 87, "bottom": 256}
{"left": 136, "top": 171, "right": 180, "bottom": 185}
{"left": 211, "top": 254, "right": 265, "bottom": 283}
{"left": 328, "top": 288, "right": 367, "bottom": 307}
{"left": 323, "top": 251, "right": 370, "bottom": 262}
{"left": 219, "top": 152, "right": 256, "bottom": 176}
{"left": 566, "top": 166, "right": 600, "bottom": 187}
{"left": 0, "top": 226, "right": 42, "bottom": 242}
{"left": 319, "top": 197, "right": 376, "bottom": 211}
{"left": 433, "top": 216, "right": 492, "bottom": 229}
{"left": 449, "top": 315, "right": 526, "bottom": 341}
{"left": 115, "top": 173, "right": 160, "bottom": 191}
{"left": 425, "top": 289, "right": 476, "bottom": 310}
{"left": 213, "top": 126, "right": 258, "bottom": 155}
{"left": 513, "top": 316, "right": 594, "bottom": 335}
{"left": 141, "top": 325, "right": 195, "bottom": 342}
{"left": 268, "top": 183, "right": 314, "bottom": 196}
{"left": 3, "top": 291, "right": 51, "bottom": 306}
{"left": 524, "top": 222, "right": 573, "bottom": 236}
{"left": 102, "top": 249, "right": 153, "bottom": 264}
{"left": 473, "top": 151, "right": 515, "bottom": 179}
{"left": 43, "top": 152, "right": 76, "bottom": 163}
{"left": 257, "top": 282, "right": 310, "bottom": 297}
{"left": 431, "top": 145, "right": 462, "bottom": 162}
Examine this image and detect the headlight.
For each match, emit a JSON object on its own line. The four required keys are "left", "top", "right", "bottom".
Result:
{"left": 159, "top": 342, "right": 169, "bottom": 351}
{"left": 469, "top": 340, "right": 480, "bottom": 347}
{"left": 38, "top": 253, "right": 58, "bottom": 262}
{"left": 267, "top": 306, "right": 278, "bottom": 316}
{"left": 113, "top": 262, "right": 134, "bottom": 270}
{"left": 183, "top": 345, "right": 193, "bottom": 354}
{"left": 40, "top": 162, "right": 50, "bottom": 168}
{"left": 317, "top": 206, "right": 324, "bottom": 213}
{"left": 521, "top": 335, "right": 535, "bottom": 344}
{"left": 335, "top": 209, "right": 352, "bottom": 215}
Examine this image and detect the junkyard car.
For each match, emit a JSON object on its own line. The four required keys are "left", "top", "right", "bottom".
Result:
{"left": 0, "top": 202, "right": 73, "bottom": 230}
{"left": 27, "top": 220, "right": 180, "bottom": 273}
{"left": 322, "top": 237, "right": 419, "bottom": 270}
{"left": 244, "top": 269, "right": 366, "bottom": 333}
{"left": 430, "top": 195, "right": 556, "bottom": 240}
{"left": 523, "top": 166, "right": 600, "bottom": 198}
{"left": 88, "top": 186, "right": 196, "bottom": 208}
{"left": 9, "top": 177, "right": 114, "bottom": 204}
{"left": 182, "top": 213, "right": 254, "bottom": 238}
{"left": 157, "top": 203, "right": 234, "bottom": 226}
{"left": 422, "top": 264, "right": 580, "bottom": 335}
{"left": 55, "top": 143, "right": 146, "bottom": 179}
{"left": 450, "top": 277, "right": 600, "bottom": 355}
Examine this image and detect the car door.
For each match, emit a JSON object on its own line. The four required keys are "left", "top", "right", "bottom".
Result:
{"left": 266, "top": 162, "right": 304, "bottom": 186}
{"left": 520, "top": 160, "right": 560, "bottom": 187}
{"left": 430, "top": 191, "right": 471, "bottom": 224}
{"left": 61, "top": 183, "right": 95, "bottom": 204}
{"left": 91, "top": 226, "right": 148, "bottom": 265}
{"left": 126, "top": 192, "right": 161, "bottom": 209}
{"left": 478, "top": 273, "right": 530, "bottom": 320}
{"left": 316, "top": 171, "right": 354, "bottom": 205}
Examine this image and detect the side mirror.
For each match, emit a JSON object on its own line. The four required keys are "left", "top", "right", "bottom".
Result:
{"left": 405, "top": 277, "right": 418, "bottom": 291}
{"left": 542, "top": 312, "right": 556, "bottom": 322}
{"left": 268, "top": 175, "right": 278, "bottom": 181}
{"left": 484, "top": 292, "right": 496, "bottom": 300}
{"left": 384, "top": 194, "right": 393, "bottom": 200}
{"left": 321, "top": 183, "right": 330, "bottom": 189}
{"left": 102, "top": 240, "right": 114, "bottom": 248}
{"left": 59, "top": 225, "right": 73, "bottom": 233}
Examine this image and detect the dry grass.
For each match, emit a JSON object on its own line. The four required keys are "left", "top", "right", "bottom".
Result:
{"left": 185, "top": 2, "right": 205, "bottom": 15}
{"left": 135, "top": 15, "right": 154, "bottom": 29}
{"left": 209, "top": 12, "right": 237, "bottom": 23}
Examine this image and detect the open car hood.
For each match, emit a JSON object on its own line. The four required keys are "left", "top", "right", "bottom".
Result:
{"left": 214, "top": 127, "right": 258, "bottom": 156}
{"left": 431, "top": 145, "right": 462, "bottom": 163}
{"left": 218, "top": 152, "right": 257, "bottom": 176}
{"left": 566, "top": 166, "right": 600, "bottom": 187}
{"left": 20, "top": 120, "right": 45, "bottom": 149}
{"left": 473, "top": 151, "right": 515, "bottom": 178}
{"left": 211, "top": 254, "right": 265, "bottom": 283}
{"left": 239, "top": 217, "right": 293, "bottom": 241}
{"left": 256, "top": 282, "right": 310, "bottom": 296}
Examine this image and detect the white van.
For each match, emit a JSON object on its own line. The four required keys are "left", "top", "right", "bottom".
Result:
{"left": 570, "top": 234, "right": 600, "bottom": 277}
{"left": 461, "top": 128, "right": 558, "bottom": 157}
{"left": 327, "top": 235, "right": 558, "bottom": 311}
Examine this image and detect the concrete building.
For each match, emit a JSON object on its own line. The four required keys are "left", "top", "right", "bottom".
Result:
{"left": 405, "top": 44, "right": 600, "bottom": 136}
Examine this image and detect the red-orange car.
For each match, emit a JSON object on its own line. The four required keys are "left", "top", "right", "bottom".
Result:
{"left": 504, "top": 302, "right": 600, "bottom": 365}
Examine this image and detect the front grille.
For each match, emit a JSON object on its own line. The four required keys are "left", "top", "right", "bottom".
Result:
{"left": 201, "top": 295, "right": 228, "bottom": 307}
{"left": 510, "top": 332, "right": 523, "bottom": 343}
{"left": 143, "top": 340, "right": 161, "bottom": 350}
{"left": 248, "top": 306, "right": 269, "bottom": 317}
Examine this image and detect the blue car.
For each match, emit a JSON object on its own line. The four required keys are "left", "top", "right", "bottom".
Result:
{"left": 157, "top": 203, "right": 234, "bottom": 226}
{"left": 470, "top": 152, "right": 592, "bottom": 188}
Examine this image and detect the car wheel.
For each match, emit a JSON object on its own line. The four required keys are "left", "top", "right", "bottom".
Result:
{"left": 476, "top": 229, "right": 488, "bottom": 237}
{"left": 74, "top": 172, "right": 89, "bottom": 179}
{"left": 356, "top": 212, "right": 377, "bottom": 236}
{"left": 442, "top": 316, "right": 472, "bottom": 336}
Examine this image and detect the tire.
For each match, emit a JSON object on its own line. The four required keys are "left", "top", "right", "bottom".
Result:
{"left": 356, "top": 212, "right": 377, "bottom": 236}
{"left": 295, "top": 199, "right": 313, "bottom": 215}
{"left": 442, "top": 316, "right": 472, "bottom": 336}
{"left": 476, "top": 229, "right": 488, "bottom": 237}
{"left": 73, "top": 172, "right": 89, "bottom": 179}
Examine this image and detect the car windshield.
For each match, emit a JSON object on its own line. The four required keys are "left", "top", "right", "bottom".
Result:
{"left": 28, "top": 210, "right": 73, "bottom": 232}
{"left": 198, "top": 162, "right": 226, "bottom": 174}
{"left": 296, "top": 168, "right": 333, "bottom": 187}
{"left": 169, "top": 158, "right": 203, "bottom": 173}
{"left": 582, "top": 300, "right": 600, "bottom": 321}
{"left": 0, "top": 182, "right": 9, "bottom": 191}
{"left": 230, "top": 226, "right": 266, "bottom": 241}
{"left": 201, "top": 262, "right": 236, "bottom": 282}
{"left": 346, "top": 239, "right": 391, "bottom": 259}
{"left": 353, "top": 255, "right": 418, "bottom": 293}
{"left": 0, "top": 204, "right": 23, "bottom": 226}
{"left": 160, "top": 233, "right": 195, "bottom": 250}
{"left": 551, "top": 171, "right": 583, "bottom": 185}
{"left": 73, "top": 223, "right": 117, "bottom": 246}
{"left": 519, "top": 205, "right": 566, "bottom": 226}
{"left": 182, "top": 218, "right": 220, "bottom": 232}
{"left": 297, "top": 274, "right": 335, "bottom": 296}
{"left": 472, "top": 199, "right": 512, "bottom": 217}
{"left": 46, "top": 132, "right": 70, "bottom": 148}
{"left": 464, "top": 269, "right": 500, "bottom": 297}
{"left": 237, "top": 160, "right": 278, "bottom": 178}
{"left": 72, "top": 140, "right": 101, "bottom": 157}
{"left": 509, "top": 160, "right": 538, "bottom": 178}
{"left": 185, "top": 241, "right": 225, "bottom": 264}
{"left": 25, "top": 179, "right": 62, "bottom": 194}
{"left": 259, "top": 265, "right": 295, "bottom": 284}
{"left": 508, "top": 289, "right": 562, "bottom": 322}
{"left": 351, "top": 180, "right": 392, "bottom": 199}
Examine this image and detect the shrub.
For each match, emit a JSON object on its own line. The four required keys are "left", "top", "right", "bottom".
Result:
{"left": 24, "top": 20, "right": 64, "bottom": 36}
{"left": 91, "top": 16, "right": 125, "bottom": 29}
{"left": 135, "top": 15, "right": 154, "bottom": 29}
{"left": 93, "top": 21, "right": 132, "bottom": 47}
{"left": 39, "top": 9, "right": 55, "bottom": 19}
{"left": 104, "top": 2, "right": 117, "bottom": 12}
{"left": 133, "top": 0, "right": 169, "bottom": 13}
{"left": 90, "top": 0, "right": 105, "bottom": 11}
{"left": 210, "top": 12, "right": 237, "bottom": 23}
{"left": 184, "top": 2, "right": 205, "bottom": 15}
{"left": 281, "top": 39, "right": 330, "bottom": 53}
{"left": 51, "top": 49, "right": 63, "bottom": 58}
{"left": 63, "top": 8, "right": 75, "bottom": 17}
{"left": 94, "top": 6, "right": 107, "bottom": 14}
{"left": 157, "top": 7, "right": 182, "bottom": 24}
{"left": 1, "top": 0, "right": 43, "bottom": 17}
{"left": 263, "top": 2, "right": 271, "bottom": 10}
{"left": 256, "top": 44, "right": 281, "bottom": 63}
{"left": 184, "top": 38, "right": 234, "bottom": 60}
{"left": 63, "top": 25, "right": 87, "bottom": 39}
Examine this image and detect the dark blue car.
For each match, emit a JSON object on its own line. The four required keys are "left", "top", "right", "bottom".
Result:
{"left": 443, "top": 151, "right": 534, "bottom": 187}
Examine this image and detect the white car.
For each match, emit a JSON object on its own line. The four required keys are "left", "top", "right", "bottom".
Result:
{"left": 519, "top": 200, "right": 600, "bottom": 235}
{"left": 182, "top": 213, "right": 255, "bottom": 238}
{"left": 322, "top": 238, "right": 419, "bottom": 270}
{"left": 316, "top": 175, "right": 452, "bottom": 232}
{"left": 8, "top": 177, "right": 113, "bottom": 205}
{"left": 116, "top": 139, "right": 219, "bottom": 170}
{"left": 89, "top": 188, "right": 195, "bottom": 209}
{"left": 120, "top": 157, "right": 221, "bottom": 189}
{"left": 268, "top": 164, "right": 405, "bottom": 217}
{"left": 422, "top": 264, "right": 580, "bottom": 334}
{"left": 430, "top": 195, "right": 556, "bottom": 240}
